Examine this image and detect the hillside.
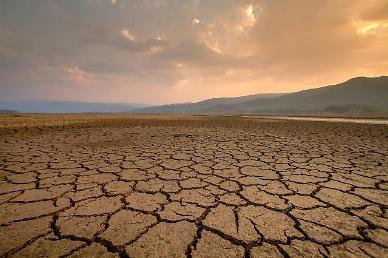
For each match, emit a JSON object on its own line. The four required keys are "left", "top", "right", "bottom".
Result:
{"left": 133, "top": 76, "right": 388, "bottom": 116}
{"left": 0, "top": 100, "right": 149, "bottom": 113}
{"left": 133, "top": 93, "right": 283, "bottom": 113}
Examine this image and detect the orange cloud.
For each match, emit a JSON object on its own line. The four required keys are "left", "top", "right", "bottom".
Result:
{"left": 0, "top": 0, "right": 387, "bottom": 104}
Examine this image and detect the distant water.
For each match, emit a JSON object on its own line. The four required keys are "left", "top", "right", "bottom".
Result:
{"left": 241, "top": 116, "right": 388, "bottom": 125}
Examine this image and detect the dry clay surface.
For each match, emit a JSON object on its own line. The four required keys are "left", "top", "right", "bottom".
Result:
{"left": 0, "top": 114, "right": 387, "bottom": 258}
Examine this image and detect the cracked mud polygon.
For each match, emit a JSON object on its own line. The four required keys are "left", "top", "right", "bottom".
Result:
{"left": 0, "top": 114, "right": 387, "bottom": 258}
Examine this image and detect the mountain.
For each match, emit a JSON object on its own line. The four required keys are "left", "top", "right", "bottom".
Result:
{"left": 205, "top": 76, "right": 388, "bottom": 114}
{"left": 132, "top": 76, "right": 388, "bottom": 116}
{"left": 0, "top": 100, "right": 149, "bottom": 113}
{"left": 132, "top": 93, "right": 284, "bottom": 113}
{"left": 3, "top": 76, "right": 386, "bottom": 115}
{"left": 0, "top": 109, "right": 18, "bottom": 113}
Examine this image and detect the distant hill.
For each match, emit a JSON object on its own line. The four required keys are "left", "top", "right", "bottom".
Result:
{"left": 132, "top": 76, "right": 388, "bottom": 116}
{"left": 0, "top": 100, "right": 149, "bottom": 113}
{"left": 132, "top": 93, "right": 284, "bottom": 113}
{"left": 0, "top": 109, "right": 18, "bottom": 113}
{"left": 3, "top": 76, "right": 386, "bottom": 115}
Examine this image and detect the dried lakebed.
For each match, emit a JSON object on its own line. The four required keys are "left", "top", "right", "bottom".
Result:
{"left": 0, "top": 115, "right": 387, "bottom": 258}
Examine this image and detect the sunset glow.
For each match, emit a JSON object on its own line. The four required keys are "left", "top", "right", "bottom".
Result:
{"left": 0, "top": 0, "right": 387, "bottom": 104}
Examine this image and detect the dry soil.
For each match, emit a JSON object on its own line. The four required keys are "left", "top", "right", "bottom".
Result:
{"left": 0, "top": 114, "right": 387, "bottom": 258}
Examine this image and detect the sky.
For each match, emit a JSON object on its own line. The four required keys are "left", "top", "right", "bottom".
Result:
{"left": 0, "top": 0, "right": 387, "bottom": 105}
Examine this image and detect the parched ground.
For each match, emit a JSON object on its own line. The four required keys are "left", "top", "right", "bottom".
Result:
{"left": 0, "top": 114, "right": 387, "bottom": 258}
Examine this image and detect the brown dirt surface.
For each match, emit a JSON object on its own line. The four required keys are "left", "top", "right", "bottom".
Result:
{"left": 0, "top": 114, "right": 387, "bottom": 257}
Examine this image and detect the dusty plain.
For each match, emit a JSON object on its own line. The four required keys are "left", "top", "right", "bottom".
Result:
{"left": 0, "top": 114, "right": 387, "bottom": 258}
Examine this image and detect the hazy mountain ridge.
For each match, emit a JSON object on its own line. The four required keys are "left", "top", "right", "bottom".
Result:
{"left": 1, "top": 76, "right": 386, "bottom": 115}
{"left": 0, "top": 100, "right": 149, "bottom": 113}
{"left": 220, "top": 76, "right": 388, "bottom": 113}
{"left": 0, "top": 109, "right": 18, "bottom": 113}
{"left": 133, "top": 76, "right": 388, "bottom": 115}
{"left": 132, "top": 93, "right": 284, "bottom": 113}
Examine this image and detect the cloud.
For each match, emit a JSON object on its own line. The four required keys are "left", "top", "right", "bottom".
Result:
{"left": 361, "top": 1, "right": 388, "bottom": 21}
{"left": 111, "top": 34, "right": 168, "bottom": 52}
{"left": 192, "top": 18, "right": 200, "bottom": 25}
{"left": 0, "top": 0, "right": 387, "bottom": 104}
{"left": 120, "top": 28, "right": 135, "bottom": 41}
{"left": 243, "top": 4, "right": 256, "bottom": 28}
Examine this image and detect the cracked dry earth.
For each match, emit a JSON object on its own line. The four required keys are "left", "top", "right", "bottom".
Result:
{"left": 0, "top": 115, "right": 387, "bottom": 258}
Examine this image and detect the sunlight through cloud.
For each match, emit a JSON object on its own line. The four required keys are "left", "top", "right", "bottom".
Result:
{"left": 192, "top": 18, "right": 200, "bottom": 25}
{"left": 120, "top": 28, "right": 135, "bottom": 41}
